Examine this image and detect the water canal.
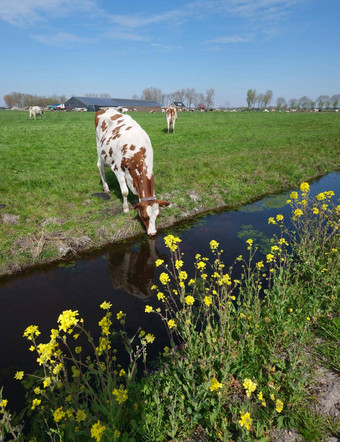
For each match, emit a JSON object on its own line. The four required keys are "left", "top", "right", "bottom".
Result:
{"left": 1, "top": 172, "right": 339, "bottom": 411}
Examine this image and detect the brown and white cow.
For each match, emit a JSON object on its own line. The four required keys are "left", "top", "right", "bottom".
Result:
{"left": 95, "top": 107, "right": 170, "bottom": 236}
{"left": 165, "top": 105, "right": 177, "bottom": 133}
{"left": 29, "top": 106, "right": 43, "bottom": 119}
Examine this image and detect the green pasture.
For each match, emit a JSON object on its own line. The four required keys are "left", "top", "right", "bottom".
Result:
{"left": 0, "top": 109, "right": 339, "bottom": 275}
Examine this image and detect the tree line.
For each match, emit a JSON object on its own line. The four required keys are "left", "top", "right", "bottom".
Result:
{"left": 133, "top": 87, "right": 215, "bottom": 109}
{"left": 247, "top": 89, "right": 340, "bottom": 110}
{"left": 3, "top": 92, "right": 69, "bottom": 108}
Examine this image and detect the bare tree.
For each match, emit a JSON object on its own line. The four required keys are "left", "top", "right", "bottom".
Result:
{"left": 299, "top": 96, "right": 312, "bottom": 110}
{"left": 288, "top": 98, "right": 298, "bottom": 109}
{"left": 263, "top": 90, "right": 273, "bottom": 108}
{"left": 246, "top": 89, "right": 256, "bottom": 108}
{"left": 256, "top": 93, "right": 264, "bottom": 109}
{"left": 205, "top": 88, "right": 215, "bottom": 110}
{"left": 184, "top": 88, "right": 196, "bottom": 108}
{"left": 316, "top": 95, "right": 329, "bottom": 110}
{"left": 99, "top": 93, "right": 111, "bottom": 98}
{"left": 331, "top": 94, "right": 340, "bottom": 110}
{"left": 276, "top": 97, "right": 286, "bottom": 110}
{"left": 141, "top": 87, "right": 163, "bottom": 102}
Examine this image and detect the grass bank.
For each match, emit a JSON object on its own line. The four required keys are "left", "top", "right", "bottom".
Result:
{"left": 1, "top": 183, "right": 339, "bottom": 440}
{"left": 0, "top": 109, "right": 339, "bottom": 276}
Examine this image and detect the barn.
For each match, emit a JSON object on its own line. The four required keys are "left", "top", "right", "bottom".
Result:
{"left": 64, "top": 96, "right": 162, "bottom": 112}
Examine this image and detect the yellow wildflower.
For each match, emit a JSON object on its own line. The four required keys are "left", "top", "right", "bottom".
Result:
{"left": 0, "top": 399, "right": 8, "bottom": 408}
{"left": 276, "top": 214, "right": 284, "bottom": 222}
{"left": 275, "top": 399, "right": 284, "bottom": 413}
{"left": 268, "top": 217, "right": 276, "bottom": 224}
{"left": 145, "top": 305, "right": 153, "bottom": 313}
{"left": 316, "top": 192, "right": 326, "bottom": 200}
{"left": 243, "top": 378, "right": 257, "bottom": 397}
{"left": 185, "top": 295, "right": 195, "bottom": 305}
{"left": 57, "top": 310, "right": 79, "bottom": 333}
{"left": 91, "top": 420, "right": 106, "bottom": 442}
{"left": 116, "top": 311, "right": 125, "bottom": 320}
{"left": 256, "top": 261, "right": 264, "bottom": 270}
{"left": 100, "top": 301, "right": 112, "bottom": 310}
{"left": 290, "top": 191, "right": 298, "bottom": 199}
{"left": 164, "top": 234, "right": 181, "bottom": 251}
{"left": 99, "top": 315, "right": 112, "bottom": 335}
{"left": 159, "top": 272, "right": 170, "bottom": 285}
{"left": 300, "top": 182, "right": 310, "bottom": 193}
{"left": 210, "top": 240, "right": 219, "bottom": 250}
{"left": 293, "top": 209, "right": 303, "bottom": 217}
{"left": 209, "top": 377, "right": 223, "bottom": 391}
{"left": 157, "top": 292, "right": 165, "bottom": 301}
{"left": 155, "top": 259, "right": 164, "bottom": 267}
{"left": 239, "top": 411, "right": 252, "bottom": 430}
{"left": 246, "top": 238, "right": 253, "bottom": 246}
{"left": 204, "top": 296, "right": 212, "bottom": 307}
{"left": 175, "top": 259, "right": 183, "bottom": 269}
{"left": 145, "top": 333, "right": 155, "bottom": 343}
{"left": 14, "top": 371, "right": 24, "bottom": 380}
{"left": 114, "top": 429, "right": 121, "bottom": 439}
{"left": 168, "top": 319, "right": 176, "bottom": 329}
{"left": 31, "top": 398, "right": 42, "bottom": 410}
{"left": 179, "top": 270, "right": 188, "bottom": 281}
{"left": 23, "top": 325, "right": 41, "bottom": 340}
{"left": 112, "top": 388, "right": 128, "bottom": 404}
{"left": 266, "top": 254, "right": 275, "bottom": 263}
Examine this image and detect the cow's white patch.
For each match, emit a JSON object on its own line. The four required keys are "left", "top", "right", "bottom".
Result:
{"left": 146, "top": 204, "right": 159, "bottom": 236}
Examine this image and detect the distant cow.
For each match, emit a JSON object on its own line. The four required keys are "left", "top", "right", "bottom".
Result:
{"left": 29, "top": 106, "right": 43, "bottom": 119}
{"left": 121, "top": 108, "right": 129, "bottom": 113}
{"left": 165, "top": 105, "right": 177, "bottom": 133}
{"left": 95, "top": 108, "right": 170, "bottom": 236}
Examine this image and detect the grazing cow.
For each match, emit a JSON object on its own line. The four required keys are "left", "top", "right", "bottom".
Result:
{"left": 29, "top": 106, "right": 43, "bottom": 119}
{"left": 121, "top": 108, "right": 129, "bottom": 113}
{"left": 95, "top": 108, "right": 170, "bottom": 236}
{"left": 165, "top": 105, "right": 177, "bottom": 133}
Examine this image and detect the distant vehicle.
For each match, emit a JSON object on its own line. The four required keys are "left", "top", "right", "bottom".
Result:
{"left": 47, "top": 104, "right": 71, "bottom": 111}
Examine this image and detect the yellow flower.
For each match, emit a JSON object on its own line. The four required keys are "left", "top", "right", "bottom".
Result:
{"left": 100, "top": 301, "right": 112, "bottom": 310}
{"left": 114, "top": 429, "right": 121, "bottom": 439}
{"left": 99, "top": 315, "right": 112, "bottom": 335}
{"left": 293, "top": 209, "right": 303, "bottom": 217}
{"left": 75, "top": 346, "right": 82, "bottom": 354}
{"left": 204, "top": 296, "right": 212, "bottom": 307}
{"left": 14, "top": 371, "right": 24, "bottom": 380}
{"left": 276, "top": 214, "right": 284, "bottom": 222}
{"left": 316, "top": 192, "right": 326, "bottom": 200}
{"left": 155, "top": 259, "right": 164, "bottom": 267}
{"left": 178, "top": 270, "right": 188, "bottom": 281}
{"left": 275, "top": 399, "right": 284, "bottom": 413}
{"left": 258, "top": 391, "right": 266, "bottom": 406}
{"left": 119, "top": 369, "right": 126, "bottom": 376}
{"left": 268, "top": 217, "right": 276, "bottom": 224}
{"left": 243, "top": 378, "right": 257, "bottom": 397}
{"left": 210, "top": 240, "right": 219, "bottom": 250}
{"left": 290, "top": 191, "right": 298, "bottom": 199}
{"left": 196, "top": 261, "right": 206, "bottom": 270}
{"left": 313, "top": 207, "right": 319, "bottom": 214}
{"left": 145, "top": 305, "right": 153, "bottom": 313}
{"left": 256, "top": 261, "right": 264, "bottom": 270}
{"left": 164, "top": 234, "right": 181, "bottom": 251}
{"left": 116, "top": 311, "right": 125, "bottom": 320}
{"left": 246, "top": 238, "right": 253, "bottom": 246}
{"left": 23, "top": 325, "right": 41, "bottom": 340}
{"left": 145, "top": 333, "right": 155, "bottom": 343}
{"left": 209, "top": 377, "right": 223, "bottom": 391}
{"left": 185, "top": 295, "right": 195, "bottom": 305}
{"left": 218, "top": 273, "right": 232, "bottom": 285}
{"left": 32, "top": 398, "right": 42, "bottom": 410}
{"left": 91, "top": 420, "right": 106, "bottom": 442}
{"left": 57, "top": 310, "right": 79, "bottom": 333}
{"left": 112, "top": 388, "right": 128, "bottom": 404}
{"left": 0, "top": 399, "right": 8, "bottom": 408}
{"left": 266, "top": 254, "right": 275, "bottom": 263}
{"left": 168, "top": 319, "right": 176, "bottom": 329}
{"left": 43, "top": 377, "right": 52, "bottom": 388}
{"left": 175, "top": 260, "right": 183, "bottom": 269}
{"left": 239, "top": 411, "right": 252, "bottom": 430}
{"left": 300, "top": 182, "right": 310, "bottom": 193}
{"left": 34, "top": 387, "right": 41, "bottom": 395}
{"left": 159, "top": 272, "right": 170, "bottom": 285}
{"left": 157, "top": 292, "right": 165, "bottom": 301}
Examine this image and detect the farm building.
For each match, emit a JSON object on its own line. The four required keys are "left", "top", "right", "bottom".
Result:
{"left": 169, "top": 101, "right": 186, "bottom": 110}
{"left": 64, "top": 96, "right": 162, "bottom": 112}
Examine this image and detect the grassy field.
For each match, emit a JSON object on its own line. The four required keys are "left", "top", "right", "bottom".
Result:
{"left": 0, "top": 109, "right": 339, "bottom": 276}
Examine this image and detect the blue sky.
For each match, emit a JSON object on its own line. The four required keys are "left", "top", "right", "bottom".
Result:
{"left": 0, "top": 0, "right": 339, "bottom": 107}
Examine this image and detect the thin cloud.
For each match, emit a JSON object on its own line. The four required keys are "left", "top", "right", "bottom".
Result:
{"left": 206, "top": 34, "right": 254, "bottom": 44}
{"left": 32, "top": 32, "right": 96, "bottom": 46}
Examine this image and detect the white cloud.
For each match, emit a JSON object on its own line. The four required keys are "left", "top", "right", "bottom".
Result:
{"left": 32, "top": 32, "right": 95, "bottom": 46}
{"left": 206, "top": 34, "right": 253, "bottom": 44}
{"left": 0, "top": 0, "right": 94, "bottom": 26}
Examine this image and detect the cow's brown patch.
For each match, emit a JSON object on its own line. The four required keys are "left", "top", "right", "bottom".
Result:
{"left": 108, "top": 147, "right": 113, "bottom": 156}
{"left": 110, "top": 114, "right": 122, "bottom": 121}
{"left": 130, "top": 144, "right": 136, "bottom": 151}
{"left": 101, "top": 149, "right": 106, "bottom": 155}
{"left": 125, "top": 126, "right": 133, "bottom": 131}
{"left": 95, "top": 109, "right": 107, "bottom": 127}
{"left": 101, "top": 120, "right": 108, "bottom": 132}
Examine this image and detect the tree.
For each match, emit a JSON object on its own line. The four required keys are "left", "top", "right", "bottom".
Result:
{"left": 288, "top": 98, "right": 298, "bottom": 109}
{"left": 256, "top": 93, "right": 264, "bottom": 109}
{"left": 141, "top": 87, "right": 163, "bottom": 102}
{"left": 184, "top": 88, "right": 196, "bottom": 108}
{"left": 276, "top": 97, "right": 286, "bottom": 110}
{"left": 246, "top": 89, "right": 256, "bottom": 108}
{"left": 263, "top": 90, "right": 273, "bottom": 108}
{"left": 330, "top": 94, "right": 340, "bottom": 110}
{"left": 316, "top": 95, "right": 329, "bottom": 110}
{"left": 298, "top": 96, "right": 312, "bottom": 110}
{"left": 205, "top": 88, "right": 215, "bottom": 110}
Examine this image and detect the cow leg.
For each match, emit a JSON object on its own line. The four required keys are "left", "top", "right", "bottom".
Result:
{"left": 97, "top": 156, "right": 110, "bottom": 193}
{"left": 167, "top": 121, "right": 170, "bottom": 134}
{"left": 172, "top": 120, "right": 175, "bottom": 132}
{"left": 115, "top": 170, "right": 130, "bottom": 213}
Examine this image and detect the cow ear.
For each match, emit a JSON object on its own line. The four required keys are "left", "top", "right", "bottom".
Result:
{"left": 133, "top": 202, "right": 142, "bottom": 210}
{"left": 158, "top": 200, "right": 170, "bottom": 207}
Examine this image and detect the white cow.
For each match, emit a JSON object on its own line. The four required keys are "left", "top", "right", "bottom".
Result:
{"left": 29, "top": 106, "right": 43, "bottom": 119}
{"left": 95, "top": 108, "right": 170, "bottom": 236}
{"left": 121, "top": 108, "right": 129, "bottom": 113}
{"left": 165, "top": 105, "right": 177, "bottom": 133}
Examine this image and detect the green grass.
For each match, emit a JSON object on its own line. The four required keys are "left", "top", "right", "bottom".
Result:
{"left": 0, "top": 109, "right": 339, "bottom": 275}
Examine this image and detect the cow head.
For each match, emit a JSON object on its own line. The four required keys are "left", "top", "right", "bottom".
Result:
{"left": 134, "top": 199, "right": 170, "bottom": 236}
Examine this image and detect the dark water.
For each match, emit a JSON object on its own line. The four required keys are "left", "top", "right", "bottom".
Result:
{"left": 1, "top": 172, "right": 339, "bottom": 411}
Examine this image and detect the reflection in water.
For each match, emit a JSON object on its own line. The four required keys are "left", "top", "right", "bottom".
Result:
{"left": 0, "top": 172, "right": 339, "bottom": 411}
{"left": 107, "top": 239, "right": 162, "bottom": 299}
